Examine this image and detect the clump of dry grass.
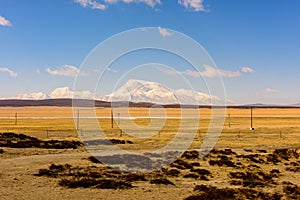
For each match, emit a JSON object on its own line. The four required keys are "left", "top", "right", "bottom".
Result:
{"left": 283, "top": 182, "right": 300, "bottom": 199}
{"left": 59, "top": 178, "right": 133, "bottom": 189}
{"left": 181, "top": 150, "right": 199, "bottom": 160}
{"left": 0, "top": 132, "right": 82, "bottom": 149}
{"left": 35, "top": 163, "right": 148, "bottom": 190}
{"left": 164, "top": 168, "right": 180, "bottom": 177}
{"left": 187, "top": 185, "right": 282, "bottom": 200}
{"left": 34, "top": 164, "right": 71, "bottom": 178}
{"left": 209, "top": 155, "right": 236, "bottom": 167}
{"left": 170, "top": 159, "right": 194, "bottom": 169}
{"left": 149, "top": 178, "right": 174, "bottom": 185}
{"left": 88, "top": 154, "right": 153, "bottom": 170}
{"left": 229, "top": 170, "right": 277, "bottom": 188}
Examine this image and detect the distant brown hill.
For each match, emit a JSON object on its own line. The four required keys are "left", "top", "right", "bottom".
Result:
{"left": 0, "top": 99, "right": 154, "bottom": 107}
{"left": 0, "top": 99, "right": 299, "bottom": 108}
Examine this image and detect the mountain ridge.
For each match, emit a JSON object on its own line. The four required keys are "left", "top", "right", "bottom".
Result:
{"left": 0, "top": 98, "right": 298, "bottom": 108}
{"left": 0, "top": 79, "right": 298, "bottom": 107}
{"left": 99, "top": 79, "right": 224, "bottom": 105}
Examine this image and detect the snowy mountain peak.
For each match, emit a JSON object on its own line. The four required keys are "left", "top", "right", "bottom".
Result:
{"left": 100, "top": 79, "right": 224, "bottom": 105}
{"left": 49, "top": 87, "right": 96, "bottom": 99}
{"left": 49, "top": 87, "right": 74, "bottom": 99}
{"left": 1, "top": 79, "right": 226, "bottom": 105}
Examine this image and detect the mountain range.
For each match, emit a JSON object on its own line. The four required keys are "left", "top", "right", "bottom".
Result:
{"left": 0, "top": 79, "right": 299, "bottom": 107}
{"left": 99, "top": 79, "right": 224, "bottom": 105}
{"left": 1, "top": 79, "right": 225, "bottom": 105}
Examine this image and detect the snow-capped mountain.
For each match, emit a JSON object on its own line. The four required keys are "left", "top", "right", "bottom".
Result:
{"left": 49, "top": 87, "right": 74, "bottom": 99}
{"left": 49, "top": 87, "right": 96, "bottom": 99}
{"left": 1, "top": 92, "right": 49, "bottom": 100}
{"left": 174, "top": 89, "right": 221, "bottom": 105}
{"left": 1, "top": 87, "right": 96, "bottom": 100}
{"left": 99, "top": 79, "right": 224, "bottom": 105}
{"left": 100, "top": 79, "right": 176, "bottom": 104}
{"left": 1, "top": 80, "right": 226, "bottom": 105}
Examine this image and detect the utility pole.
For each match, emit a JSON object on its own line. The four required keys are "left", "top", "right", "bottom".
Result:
{"left": 111, "top": 109, "right": 114, "bottom": 129}
{"left": 250, "top": 107, "right": 254, "bottom": 130}
{"left": 77, "top": 109, "right": 80, "bottom": 131}
{"left": 15, "top": 112, "right": 17, "bottom": 126}
{"left": 228, "top": 113, "right": 231, "bottom": 128}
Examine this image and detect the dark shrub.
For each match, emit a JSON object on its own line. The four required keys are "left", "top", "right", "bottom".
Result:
{"left": 59, "top": 178, "right": 133, "bottom": 189}
{"left": 150, "top": 178, "right": 175, "bottom": 185}
{"left": 183, "top": 173, "right": 199, "bottom": 179}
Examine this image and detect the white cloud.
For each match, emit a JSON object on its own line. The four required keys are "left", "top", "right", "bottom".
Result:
{"left": 156, "top": 67, "right": 179, "bottom": 75}
{"left": 265, "top": 88, "right": 279, "bottom": 94}
{"left": 107, "top": 0, "right": 161, "bottom": 7}
{"left": 74, "top": 0, "right": 107, "bottom": 10}
{"left": 0, "top": 16, "right": 12, "bottom": 27}
{"left": 46, "top": 65, "right": 86, "bottom": 77}
{"left": 106, "top": 67, "right": 117, "bottom": 73}
{"left": 241, "top": 66, "right": 254, "bottom": 73}
{"left": 178, "top": 0, "right": 206, "bottom": 12}
{"left": 0, "top": 67, "right": 18, "bottom": 77}
{"left": 158, "top": 65, "right": 254, "bottom": 78}
{"left": 158, "top": 27, "right": 172, "bottom": 37}
{"left": 75, "top": 0, "right": 161, "bottom": 10}
{"left": 73, "top": 0, "right": 209, "bottom": 12}
{"left": 183, "top": 65, "right": 241, "bottom": 78}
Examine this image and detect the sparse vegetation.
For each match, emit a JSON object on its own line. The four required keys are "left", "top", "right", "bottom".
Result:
{"left": 0, "top": 132, "right": 82, "bottom": 149}
{"left": 1, "top": 107, "right": 300, "bottom": 199}
{"left": 188, "top": 185, "right": 282, "bottom": 200}
{"left": 59, "top": 178, "right": 133, "bottom": 189}
{"left": 149, "top": 178, "right": 175, "bottom": 185}
{"left": 209, "top": 155, "right": 236, "bottom": 167}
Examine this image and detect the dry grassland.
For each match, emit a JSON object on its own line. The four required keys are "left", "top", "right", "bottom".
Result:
{"left": 0, "top": 107, "right": 299, "bottom": 149}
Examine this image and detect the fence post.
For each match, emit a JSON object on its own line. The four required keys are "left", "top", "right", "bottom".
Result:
{"left": 15, "top": 112, "right": 18, "bottom": 126}
{"left": 280, "top": 131, "right": 282, "bottom": 138}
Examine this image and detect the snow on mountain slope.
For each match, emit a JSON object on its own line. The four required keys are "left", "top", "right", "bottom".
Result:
{"left": 0, "top": 92, "right": 49, "bottom": 100}
{"left": 100, "top": 79, "right": 177, "bottom": 104}
{"left": 99, "top": 79, "right": 224, "bottom": 105}
{"left": 49, "top": 87, "right": 73, "bottom": 99}
{"left": 1, "top": 80, "right": 226, "bottom": 105}
{"left": 2, "top": 87, "right": 96, "bottom": 100}
{"left": 49, "top": 87, "right": 96, "bottom": 99}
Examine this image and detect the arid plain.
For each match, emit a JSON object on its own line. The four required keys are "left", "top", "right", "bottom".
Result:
{"left": 1, "top": 107, "right": 300, "bottom": 199}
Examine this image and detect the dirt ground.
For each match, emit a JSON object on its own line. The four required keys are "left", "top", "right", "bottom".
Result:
{"left": 0, "top": 107, "right": 300, "bottom": 199}
{"left": 1, "top": 144, "right": 300, "bottom": 199}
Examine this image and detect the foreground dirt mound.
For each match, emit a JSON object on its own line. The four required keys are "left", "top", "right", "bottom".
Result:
{"left": 185, "top": 185, "right": 282, "bottom": 200}
{"left": 88, "top": 154, "right": 153, "bottom": 170}
{"left": 30, "top": 148, "right": 300, "bottom": 199}
{"left": 83, "top": 139, "right": 134, "bottom": 146}
{"left": 0, "top": 132, "right": 82, "bottom": 149}
{"left": 34, "top": 163, "right": 176, "bottom": 189}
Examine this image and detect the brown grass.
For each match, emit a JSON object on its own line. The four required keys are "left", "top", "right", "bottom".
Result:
{"left": 0, "top": 107, "right": 299, "bottom": 150}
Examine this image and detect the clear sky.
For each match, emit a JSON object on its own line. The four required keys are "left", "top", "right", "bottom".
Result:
{"left": 0, "top": 0, "right": 299, "bottom": 104}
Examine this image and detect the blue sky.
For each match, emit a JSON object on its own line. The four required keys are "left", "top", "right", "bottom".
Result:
{"left": 0, "top": 0, "right": 299, "bottom": 104}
